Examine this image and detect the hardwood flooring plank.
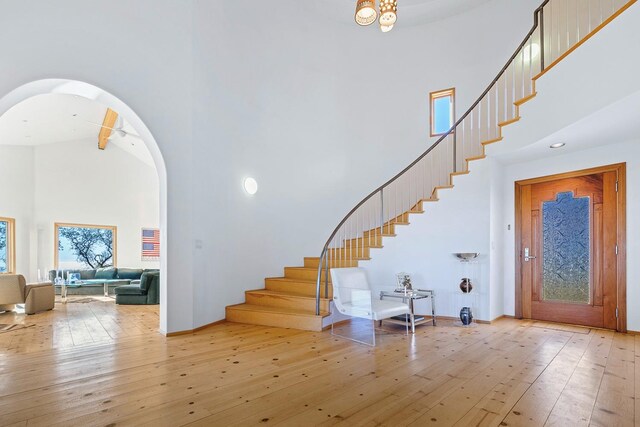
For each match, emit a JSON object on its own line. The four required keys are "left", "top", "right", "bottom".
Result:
{"left": 544, "top": 330, "right": 614, "bottom": 426}
{"left": 498, "top": 327, "right": 595, "bottom": 426}
{"left": 590, "top": 332, "right": 635, "bottom": 426}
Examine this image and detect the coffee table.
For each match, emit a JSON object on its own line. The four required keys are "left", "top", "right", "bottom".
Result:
{"left": 59, "top": 280, "right": 121, "bottom": 301}
{"left": 59, "top": 282, "right": 82, "bottom": 303}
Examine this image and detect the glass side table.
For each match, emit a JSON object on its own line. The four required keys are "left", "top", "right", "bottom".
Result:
{"left": 379, "top": 289, "right": 436, "bottom": 333}
{"left": 58, "top": 281, "right": 83, "bottom": 303}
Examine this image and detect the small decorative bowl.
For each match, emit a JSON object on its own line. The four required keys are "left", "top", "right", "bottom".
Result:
{"left": 454, "top": 253, "right": 479, "bottom": 262}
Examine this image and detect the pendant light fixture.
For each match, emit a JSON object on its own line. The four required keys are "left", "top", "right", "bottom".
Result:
{"left": 355, "top": 0, "right": 378, "bottom": 26}
{"left": 354, "top": 0, "right": 397, "bottom": 32}
{"left": 379, "top": 0, "right": 398, "bottom": 29}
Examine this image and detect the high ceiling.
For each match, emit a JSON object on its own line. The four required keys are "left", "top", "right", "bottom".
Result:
{"left": 0, "top": 94, "right": 154, "bottom": 166}
{"left": 308, "top": 0, "right": 493, "bottom": 27}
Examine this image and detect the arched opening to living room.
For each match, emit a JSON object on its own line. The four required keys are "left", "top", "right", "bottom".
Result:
{"left": 0, "top": 79, "right": 170, "bottom": 338}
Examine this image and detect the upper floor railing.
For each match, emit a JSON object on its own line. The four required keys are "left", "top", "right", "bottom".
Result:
{"left": 315, "top": 0, "right": 636, "bottom": 314}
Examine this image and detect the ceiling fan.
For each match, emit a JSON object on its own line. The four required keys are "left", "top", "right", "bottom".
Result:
{"left": 84, "top": 116, "right": 141, "bottom": 140}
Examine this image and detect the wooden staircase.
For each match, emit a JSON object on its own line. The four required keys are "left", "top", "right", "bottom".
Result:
{"left": 225, "top": 0, "right": 636, "bottom": 332}
{"left": 225, "top": 258, "right": 334, "bottom": 331}
{"left": 225, "top": 196, "right": 448, "bottom": 331}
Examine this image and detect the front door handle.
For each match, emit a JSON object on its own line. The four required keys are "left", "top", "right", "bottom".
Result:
{"left": 524, "top": 247, "right": 536, "bottom": 262}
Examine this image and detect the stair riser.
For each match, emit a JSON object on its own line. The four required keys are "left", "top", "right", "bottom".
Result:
{"left": 226, "top": 307, "right": 324, "bottom": 332}
{"left": 343, "top": 236, "right": 383, "bottom": 249}
{"left": 246, "top": 291, "right": 330, "bottom": 312}
{"left": 362, "top": 225, "right": 396, "bottom": 237}
{"left": 303, "top": 258, "right": 359, "bottom": 268}
{"left": 328, "top": 247, "right": 370, "bottom": 259}
{"left": 284, "top": 268, "right": 331, "bottom": 283}
{"left": 265, "top": 278, "right": 333, "bottom": 298}
{"left": 385, "top": 212, "right": 410, "bottom": 223}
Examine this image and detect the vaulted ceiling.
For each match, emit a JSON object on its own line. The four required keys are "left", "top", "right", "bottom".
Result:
{"left": 0, "top": 94, "right": 154, "bottom": 166}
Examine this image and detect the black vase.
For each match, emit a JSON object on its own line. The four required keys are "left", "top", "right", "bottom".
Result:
{"left": 459, "top": 278, "right": 473, "bottom": 293}
{"left": 460, "top": 307, "right": 473, "bottom": 325}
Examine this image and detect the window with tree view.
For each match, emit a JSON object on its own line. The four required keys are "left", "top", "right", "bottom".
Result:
{"left": 0, "top": 217, "right": 15, "bottom": 273}
{"left": 56, "top": 223, "right": 117, "bottom": 269}
{"left": 430, "top": 88, "right": 455, "bottom": 136}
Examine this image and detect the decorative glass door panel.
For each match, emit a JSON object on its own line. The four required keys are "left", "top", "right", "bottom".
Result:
{"left": 541, "top": 192, "right": 590, "bottom": 304}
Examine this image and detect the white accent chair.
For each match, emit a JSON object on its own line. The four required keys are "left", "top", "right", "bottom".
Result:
{"left": 330, "top": 267, "right": 412, "bottom": 346}
{"left": 0, "top": 274, "right": 55, "bottom": 315}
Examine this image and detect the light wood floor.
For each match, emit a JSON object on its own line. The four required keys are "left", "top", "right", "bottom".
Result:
{"left": 0, "top": 300, "right": 637, "bottom": 426}
{"left": 0, "top": 296, "right": 158, "bottom": 354}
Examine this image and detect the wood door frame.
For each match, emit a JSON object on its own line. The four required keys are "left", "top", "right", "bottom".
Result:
{"left": 514, "top": 163, "right": 627, "bottom": 332}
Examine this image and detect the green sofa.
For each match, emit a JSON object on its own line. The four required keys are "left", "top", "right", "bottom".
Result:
{"left": 114, "top": 271, "right": 159, "bottom": 305}
{"left": 49, "top": 267, "right": 158, "bottom": 296}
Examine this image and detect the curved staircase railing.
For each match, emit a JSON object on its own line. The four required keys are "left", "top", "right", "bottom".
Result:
{"left": 315, "top": 0, "right": 636, "bottom": 315}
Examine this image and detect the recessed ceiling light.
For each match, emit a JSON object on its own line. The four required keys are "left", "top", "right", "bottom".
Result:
{"left": 22, "top": 119, "right": 28, "bottom": 123}
{"left": 243, "top": 177, "right": 258, "bottom": 195}
{"left": 550, "top": 142, "right": 566, "bottom": 149}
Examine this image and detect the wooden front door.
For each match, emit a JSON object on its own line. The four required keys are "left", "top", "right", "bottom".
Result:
{"left": 519, "top": 172, "right": 618, "bottom": 329}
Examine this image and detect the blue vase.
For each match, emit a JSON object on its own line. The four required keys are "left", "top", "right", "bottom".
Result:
{"left": 460, "top": 307, "right": 473, "bottom": 325}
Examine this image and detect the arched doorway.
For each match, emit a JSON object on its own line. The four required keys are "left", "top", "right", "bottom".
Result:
{"left": 0, "top": 79, "right": 170, "bottom": 333}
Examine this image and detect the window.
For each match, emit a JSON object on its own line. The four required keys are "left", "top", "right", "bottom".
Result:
{"left": 55, "top": 223, "right": 117, "bottom": 270}
{"left": 430, "top": 88, "right": 455, "bottom": 136}
{"left": 0, "top": 217, "right": 16, "bottom": 273}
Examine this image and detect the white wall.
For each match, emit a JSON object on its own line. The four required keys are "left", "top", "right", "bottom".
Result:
{"left": 488, "top": 158, "right": 505, "bottom": 321}
{"left": 361, "top": 159, "right": 492, "bottom": 321}
{"left": 501, "top": 140, "right": 640, "bottom": 330}
{"left": 33, "top": 139, "right": 159, "bottom": 276}
{"left": 0, "top": 145, "right": 34, "bottom": 275}
{"left": 191, "top": 0, "right": 539, "bottom": 327}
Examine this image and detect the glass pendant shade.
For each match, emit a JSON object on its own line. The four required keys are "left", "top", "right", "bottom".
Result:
{"left": 380, "top": 24, "right": 394, "bottom": 33}
{"left": 355, "top": 0, "right": 377, "bottom": 26}
{"left": 379, "top": 0, "right": 397, "bottom": 26}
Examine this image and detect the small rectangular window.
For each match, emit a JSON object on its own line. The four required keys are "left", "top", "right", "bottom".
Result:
{"left": 0, "top": 217, "right": 16, "bottom": 274}
{"left": 430, "top": 88, "right": 455, "bottom": 136}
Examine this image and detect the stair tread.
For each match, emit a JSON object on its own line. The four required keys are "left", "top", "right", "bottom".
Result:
{"left": 284, "top": 266, "right": 329, "bottom": 272}
{"left": 267, "top": 276, "right": 315, "bottom": 284}
{"left": 247, "top": 289, "right": 330, "bottom": 301}
{"left": 227, "top": 303, "right": 330, "bottom": 318}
